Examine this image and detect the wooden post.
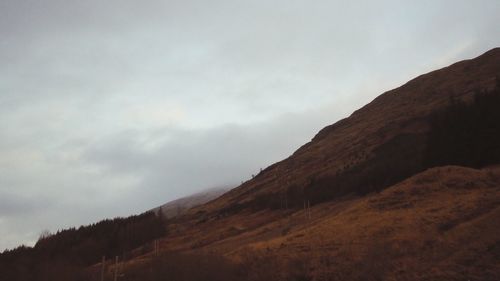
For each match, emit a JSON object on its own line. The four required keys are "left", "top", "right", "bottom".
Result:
{"left": 154, "top": 239, "right": 159, "bottom": 256}
{"left": 308, "top": 200, "right": 311, "bottom": 220}
{"left": 113, "top": 256, "right": 118, "bottom": 281}
{"left": 100, "top": 256, "right": 105, "bottom": 281}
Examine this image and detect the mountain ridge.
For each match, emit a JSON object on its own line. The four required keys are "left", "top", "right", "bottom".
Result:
{"left": 193, "top": 47, "right": 500, "bottom": 216}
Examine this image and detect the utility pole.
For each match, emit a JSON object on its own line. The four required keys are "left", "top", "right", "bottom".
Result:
{"left": 153, "top": 239, "right": 159, "bottom": 256}
{"left": 100, "top": 256, "right": 105, "bottom": 281}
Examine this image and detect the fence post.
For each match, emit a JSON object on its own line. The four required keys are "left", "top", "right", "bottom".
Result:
{"left": 303, "top": 201, "right": 306, "bottom": 219}
{"left": 100, "top": 256, "right": 105, "bottom": 281}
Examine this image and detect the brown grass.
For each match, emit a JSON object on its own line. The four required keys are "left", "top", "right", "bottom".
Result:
{"left": 129, "top": 166, "right": 500, "bottom": 281}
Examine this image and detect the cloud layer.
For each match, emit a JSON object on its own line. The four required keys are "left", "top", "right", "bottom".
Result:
{"left": 1, "top": 0, "right": 500, "bottom": 250}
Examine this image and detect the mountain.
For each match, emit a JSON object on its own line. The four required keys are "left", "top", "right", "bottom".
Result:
{"left": 145, "top": 48, "right": 500, "bottom": 280}
{"left": 151, "top": 186, "right": 232, "bottom": 218}
{"left": 196, "top": 47, "right": 500, "bottom": 215}
{"left": 2, "top": 48, "right": 500, "bottom": 281}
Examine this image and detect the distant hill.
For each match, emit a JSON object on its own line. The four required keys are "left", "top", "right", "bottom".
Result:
{"left": 151, "top": 186, "right": 232, "bottom": 218}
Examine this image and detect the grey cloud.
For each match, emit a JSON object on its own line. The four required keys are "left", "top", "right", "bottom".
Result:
{"left": 0, "top": 192, "right": 49, "bottom": 217}
{"left": 1, "top": 0, "right": 500, "bottom": 251}
{"left": 82, "top": 105, "right": 341, "bottom": 204}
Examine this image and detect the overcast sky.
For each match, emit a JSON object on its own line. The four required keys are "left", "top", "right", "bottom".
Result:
{"left": 1, "top": 0, "right": 499, "bottom": 250}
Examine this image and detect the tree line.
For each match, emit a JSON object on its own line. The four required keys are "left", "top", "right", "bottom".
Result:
{"left": 0, "top": 211, "right": 166, "bottom": 281}
{"left": 220, "top": 82, "right": 500, "bottom": 213}
{"left": 424, "top": 84, "right": 500, "bottom": 168}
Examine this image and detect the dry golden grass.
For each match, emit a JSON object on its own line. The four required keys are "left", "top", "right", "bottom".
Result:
{"left": 121, "top": 166, "right": 499, "bottom": 280}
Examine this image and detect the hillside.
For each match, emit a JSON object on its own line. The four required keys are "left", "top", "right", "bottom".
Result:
{"left": 2, "top": 48, "right": 500, "bottom": 281}
{"left": 195, "top": 47, "right": 500, "bottom": 214}
{"left": 139, "top": 48, "right": 500, "bottom": 280}
{"left": 134, "top": 166, "right": 499, "bottom": 281}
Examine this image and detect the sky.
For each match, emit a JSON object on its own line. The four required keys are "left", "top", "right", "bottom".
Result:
{"left": 1, "top": 0, "right": 500, "bottom": 251}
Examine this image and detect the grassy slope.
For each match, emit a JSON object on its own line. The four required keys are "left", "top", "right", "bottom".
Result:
{"left": 116, "top": 48, "right": 500, "bottom": 280}
{"left": 124, "top": 166, "right": 499, "bottom": 281}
